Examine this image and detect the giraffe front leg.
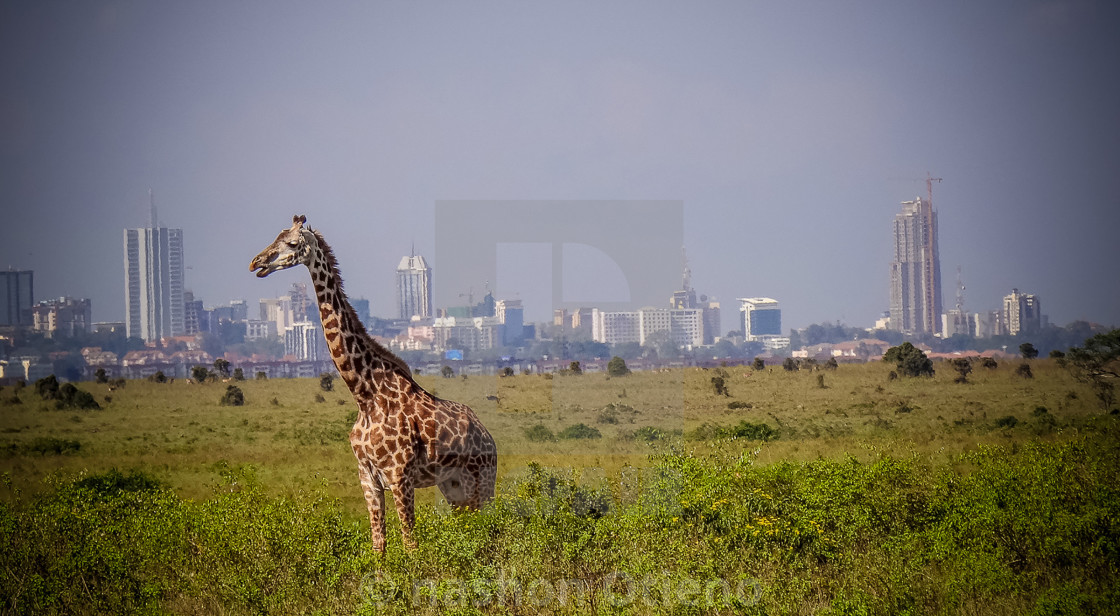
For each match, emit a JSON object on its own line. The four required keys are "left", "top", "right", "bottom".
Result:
{"left": 357, "top": 463, "right": 386, "bottom": 553}
{"left": 389, "top": 478, "right": 418, "bottom": 550}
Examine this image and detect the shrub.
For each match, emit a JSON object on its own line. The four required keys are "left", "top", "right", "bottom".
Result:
{"left": 34, "top": 374, "right": 60, "bottom": 400}
{"left": 220, "top": 385, "right": 245, "bottom": 406}
{"left": 728, "top": 400, "right": 753, "bottom": 410}
{"left": 500, "top": 366, "right": 514, "bottom": 377}
{"left": 319, "top": 372, "right": 335, "bottom": 392}
{"left": 566, "top": 361, "right": 582, "bottom": 375}
{"left": 711, "top": 375, "right": 729, "bottom": 396}
{"left": 951, "top": 357, "right": 973, "bottom": 383}
{"left": 26, "top": 437, "right": 82, "bottom": 455}
{"left": 752, "top": 356, "right": 765, "bottom": 371}
{"left": 255, "top": 371, "right": 268, "bottom": 380}
{"left": 884, "top": 342, "right": 934, "bottom": 377}
{"left": 783, "top": 357, "right": 798, "bottom": 372}
{"left": 191, "top": 365, "right": 210, "bottom": 383}
{"left": 724, "top": 420, "right": 778, "bottom": 441}
{"left": 314, "top": 393, "right": 326, "bottom": 403}
{"left": 1016, "top": 363, "right": 1034, "bottom": 379}
{"left": 233, "top": 368, "right": 245, "bottom": 381}
{"left": 995, "top": 415, "right": 1019, "bottom": 428}
{"left": 148, "top": 371, "right": 168, "bottom": 384}
{"left": 633, "top": 426, "right": 666, "bottom": 441}
{"left": 816, "top": 374, "right": 827, "bottom": 389}
{"left": 824, "top": 357, "right": 839, "bottom": 370}
{"left": 94, "top": 367, "right": 109, "bottom": 384}
{"left": 558, "top": 423, "right": 601, "bottom": 439}
{"left": 980, "top": 356, "right": 998, "bottom": 369}
{"left": 607, "top": 356, "right": 630, "bottom": 377}
{"left": 524, "top": 424, "right": 554, "bottom": 442}
{"left": 56, "top": 383, "right": 101, "bottom": 410}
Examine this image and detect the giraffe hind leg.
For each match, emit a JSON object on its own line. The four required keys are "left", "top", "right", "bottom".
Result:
{"left": 357, "top": 462, "right": 387, "bottom": 552}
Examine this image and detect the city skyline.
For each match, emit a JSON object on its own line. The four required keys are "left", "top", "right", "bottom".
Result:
{"left": 2, "top": 2, "right": 1117, "bottom": 332}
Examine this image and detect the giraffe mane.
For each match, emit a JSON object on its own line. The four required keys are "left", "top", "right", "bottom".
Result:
{"left": 311, "top": 230, "right": 414, "bottom": 379}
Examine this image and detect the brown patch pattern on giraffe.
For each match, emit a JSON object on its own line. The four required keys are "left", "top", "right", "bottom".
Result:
{"left": 251, "top": 215, "right": 498, "bottom": 552}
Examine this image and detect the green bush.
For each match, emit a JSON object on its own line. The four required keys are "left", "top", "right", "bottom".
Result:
{"left": 558, "top": 423, "right": 601, "bottom": 439}
{"left": 220, "top": 385, "right": 245, "bottom": 407}
{"left": 523, "top": 424, "right": 554, "bottom": 442}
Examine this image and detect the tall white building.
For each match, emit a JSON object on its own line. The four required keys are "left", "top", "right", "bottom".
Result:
{"left": 1003, "top": 288, "right": 1041, "bottom": 336}
{"left": 285, "top": 321, "right": 327, "bottom": 361}
{"left": 396, "top": 251, "right": 432, "bottom": 320}
{"left": 889, "top": 196, "right": 942, "bottom": 335}
{"left": 124, "top": 194, "right": 184, "bottom": 342}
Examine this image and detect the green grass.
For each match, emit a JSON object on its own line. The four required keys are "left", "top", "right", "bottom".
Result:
{"left": 1, "top": 359, "right": 1118, "bottom": 614}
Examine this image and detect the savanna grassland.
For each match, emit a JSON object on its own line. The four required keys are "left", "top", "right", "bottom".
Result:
{"left": 1, "top": 359, "right": 1118, "bottom": 615}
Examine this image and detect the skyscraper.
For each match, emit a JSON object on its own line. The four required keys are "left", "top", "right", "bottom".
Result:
{"left": 889, "top": 196, "right": 942, "bottom": 335}
{"left": 396, "top": 250, "right": 432, "bottom": 320}
{"left": 124, "top": 190, "right": 185, "bottom": 342}
{"left": 0, "top": 269, "right": 33, "bottom": 326}
{"left": 1002, "top": 288, "right": 1041, "bottom": 336}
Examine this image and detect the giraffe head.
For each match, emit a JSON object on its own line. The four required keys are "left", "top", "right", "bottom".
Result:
{"left": 249, "top": 214, "right": 315, "bottom": 278}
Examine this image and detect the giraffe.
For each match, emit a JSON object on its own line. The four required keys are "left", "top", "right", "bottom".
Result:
{"left": 250, "top": 215, "right": 497, "bottom": 551}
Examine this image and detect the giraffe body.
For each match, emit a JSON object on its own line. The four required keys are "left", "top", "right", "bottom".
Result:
{"left": 251, "top": 215, "right": 497, "bottom": 551}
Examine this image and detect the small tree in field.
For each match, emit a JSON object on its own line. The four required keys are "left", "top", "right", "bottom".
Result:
{"left": 950, "top": 358, "right": 973, "bottom": 383}
{"left": 883, "top": 342, "right": 934, "bottom": 378}
{"left": 319, "top": 372, "right": 335, "bottom": 392}
{"left": 214, "top": 358, "right": 232, "bottom": 379}
{"left": 191, "top": 365, "right": 209, "bottom": 383}
{"left": 1019, "top": 343, "right": 1039, "bottom": 360}
{"left": 94, "top": 368, "right": 108, "bottom": 384}
{"left": 607, "top": 356, "right": 630, "bottom": 377}
{"left": 711, "top": 375, "right": 730, "bottom": 396}
{"left": 1060, "top": 329, "right": 1120, "bottom": 409}
{"left": 752, "top": 357, "right": 765, "bottom": 371}
{"left": 441, "top": 365, "right": 454, "bottom": 378}
{"left": 220, "top": 385, "right": 245, "bottom": 406}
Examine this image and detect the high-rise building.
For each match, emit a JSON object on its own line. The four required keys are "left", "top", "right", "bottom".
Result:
{"left": 396, "top": 251, "right": 432, "bottom": 320}
{"left": 495, "top": 299, "right": 525, "bottom": 346}
{"left": 1003, "top": 288, "right": 1041, "bottom": 336}
{"left": 0, "top": 269, "right": 33, "bottom": 327}
{"left": 124, "top": 193, "right": 185, "bottom": 342}
{"left": 285, "top": 321, "right": 327, "bottom": 361}
{"left": 889, "top": 196, "right": 942, "bottom": 335}
{"left": 738, "top": 298, "right": 782, "bottom": 341}
{"left": 591, "top": 308, "right": 704, "bottom": 348}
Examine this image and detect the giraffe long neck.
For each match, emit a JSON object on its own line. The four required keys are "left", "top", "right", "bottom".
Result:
{"left": 305, "top": 232, "right": 412, "bottom": 398}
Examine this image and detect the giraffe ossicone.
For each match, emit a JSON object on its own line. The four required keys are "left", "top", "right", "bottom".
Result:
{"left": 250, "top": 215, "right": 498, "bottom": 552}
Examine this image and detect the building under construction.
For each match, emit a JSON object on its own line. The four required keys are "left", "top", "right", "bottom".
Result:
{"left": 889, "top": 180, "right": 943, "bottom": 335}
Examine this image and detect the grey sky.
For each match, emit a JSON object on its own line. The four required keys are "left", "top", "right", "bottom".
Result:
{"left": 2, "top": 0, "right": 1117, "bottom": 333}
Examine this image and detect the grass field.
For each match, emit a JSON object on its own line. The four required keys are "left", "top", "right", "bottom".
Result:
{"left": 1, "top": 359, "right": 1118, "bottom": 614}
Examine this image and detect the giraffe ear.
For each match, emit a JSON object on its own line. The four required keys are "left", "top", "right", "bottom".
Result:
{"left": 293, "top": 214, "right": 306, "bottom": 226}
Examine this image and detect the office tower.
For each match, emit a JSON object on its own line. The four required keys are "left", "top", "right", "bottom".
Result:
{"left": 396, "top": 250, "right": 432, "bottom": 320}
{"left": 738, "top": 298, "right": 782, "bottom": 341}
{"left": 889, "top": 195, "right": 942, "bottom": 335}
{"left": 31, "top": 297, "right": 91, "bottom": 337}
{"left": 1003, "top": 288, "right": 1041, "bottom": 336}
{"left": 1, "top": 269, "right": 34, "bottom": 326}
{"left": 123, "top": 192, "right": 185, "bottom": 341}
{"left": 495, "top": 299, "right": 525, "bottom": 345}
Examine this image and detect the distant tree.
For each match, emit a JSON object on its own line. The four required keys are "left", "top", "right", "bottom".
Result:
{"left": 441, "top": 365, "right": 454, "bottom": 379}
{"left": 568, "top": 361, "right": 583, "bottom": 375}
{"left": 980, "top": 357, "right": 998, "bottom": 369}
{"left": 607, "top": 356, "right": 631, "bottom": 377}
{"left": 148, "top": 370, "right": 168, "bottom": 384}
{"left": 213, "top": 358, "right": 232, "bottom": 379}
{"left": 255, "top": 371, "right": 268, "bottom": 380}
{"left": 94, "top": 367, "right": 109, "bottom": 384}
{"left": 1019, "top": 343, "right": 1039, "bottom": 360}
{"left": 711, "top": 375, "right": 729, "bottom": 396}
{"left": 782, "top": 357, "right": 798, "bottom": 372}
{"left": 191, "top": 365, "right": 210, "bottom": 383}
{"left": 233, "top": 367, "right": 245, "bottom": 381}
{"left": 883, "top": 342, "right": 934, "bottom": 377}
{"left": 220, "top": 385, "right": 245, "bottom": 406}
{"left": 35, "top": 375, "right": 60, "bottom": 400}
{"left": 824, "top": 357, "right": 839, "bottom": 371}
{"left": 950, "top": 358, "right": 973, "bottom": 384}
{"left": 319, "top": 372, "right": 335, "bottom": 392}
{"left": 1016, "top": 363, "right": 1034, "bottom": 379}
{"left": 1049, "top": 349, "right": 1066, "bottom": 359}
{"left": 1060, "top": 329, "right": 1120, "bottom": 409}
{"left": 500, "top": 366, "right": 515, "bottom": 377}
{"left": 752, "top": 357, "right": 765, "bottom": 371}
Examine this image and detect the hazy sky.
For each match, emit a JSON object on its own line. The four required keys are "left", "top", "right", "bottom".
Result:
{"left": 2, "top": 0, "right": 1117, "bottom": 334}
